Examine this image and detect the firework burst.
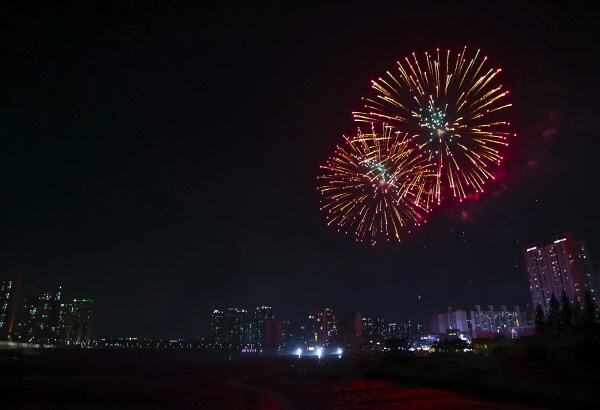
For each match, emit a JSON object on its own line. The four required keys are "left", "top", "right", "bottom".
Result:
{"left": 318, "top": 125, "right": 434, "bottom": 245}
{"left": 353, "top": 47, "right": 515, "bottom": 203}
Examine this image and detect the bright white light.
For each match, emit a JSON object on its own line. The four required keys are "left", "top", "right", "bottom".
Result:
{"left": 296, "top": 348, "right": 302, "bottom": 356}
{"left": 337, "top": 348, "right": 343, "bottom": 355}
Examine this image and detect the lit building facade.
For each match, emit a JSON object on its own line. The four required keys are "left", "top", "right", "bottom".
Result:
{"left": 469, "top": 305, "right": 528, "bottom": 338}
{"left": 281, "top": 318, "right": 306, "bottom": 346}
{"left": 211, "top": 307, "right": 276, "bottom": 347}
{"left": 14, "top": 285, "right": 62, "bottom": 343}
{"left": 362, "top": 316, "right": 388, "bottom": 341}
{"left": 210, "top": 309, "right": 225, "bottom": 346}
{"left": 225, "top": 308, "right": 248, "bottom": 346}
{"left": 307, "top": 307, "right": 339, "bottom": 346}
{"left": 388, "top": 317, "right": 413, "bottom": 338}
{"left": 523, "top": 233, "right": 598, "bottom": 313}
{"left": 59, "top": 298, "right": 94, "bottom": 344}
{"left": 251, "top": 306, "right": 273, "bottom": 345}
{"left": 427, "top": 307, "right": 469, "bottom": 335}
{"left": 209, "top": 307, "right": 249, "bottom": 348}
{"left": 0, "top": 275, "right": 21, "bottom": 341}
{"left": 387, "top": 322, "right": 398, "bottom": 338}
{"left": 576, "top": 241, "right": 599, "bottom": 306}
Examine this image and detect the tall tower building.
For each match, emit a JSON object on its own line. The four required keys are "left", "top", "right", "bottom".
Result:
{"left": 281, "top": 318, "right": 306, "bottom": 346}
{"left": 71, "top": 299, "right": 94, "bottom": 344}
{"left": 576, "top": 241, "right": 599, "bottom": 305}
{"left": 263, "top": 318, "right": 283, "bottom": 347}
{"left": 307, "top": 309, "right": 321, "bottom": 343}
{"left": 394, "top": 317, "right": 413, "bottom": 337}
{"left": 362, "top": 316, "right": 388, "bottom": 341}
{"left": 59, "top": 299, "right": 94, "bottom": 344}
{"left": 353, "top": 311, "right": 363, "bottom": 341}
{"left": 210, "top": 308, "right": 250, "bottom": 347}
{"left": 210, "top": 309, "right": 225, "bottom": 346}
{"left": 224, "top": 308, "right": 248, "bottom": 347}
{"left": 523, "top": 233, "right": 598, "bottom": 313}
{"left": 58, "top": 303, "right": 74, "bottom": 341}
{"left": 14, "top": 285, "right": 62, "bottom": 343}
{"left": 307, "top": 308, "right": 339, "bottom": 346}
{"left": 0, "top": 275, "right": 21, "bottom": 341}
{"left": 251, "top": 306, "right": 273, "bottom": 345}
{"left": 322, "top": 307, "right": 338, "bottom": 345}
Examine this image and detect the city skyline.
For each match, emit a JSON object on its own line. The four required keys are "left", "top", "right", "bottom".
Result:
{"left": 2, "top": 3, "right": 600, "bottom": 338}
{"left": 0, "top": 272, "right": 542, "bottom": 341}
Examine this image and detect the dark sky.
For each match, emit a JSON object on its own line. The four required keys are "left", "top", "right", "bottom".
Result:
{"left": 2, "top": 2, "right": 600, "bottom": 338}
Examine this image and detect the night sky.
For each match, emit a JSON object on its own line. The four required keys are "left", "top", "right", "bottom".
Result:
{"left": 2, "top": 2, "right": 600, "bottom": 338}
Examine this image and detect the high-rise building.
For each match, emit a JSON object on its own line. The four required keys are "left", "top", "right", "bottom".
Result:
{"left": 251, "top": 306, "right": 273, "bottom": 345}
{"left": 225, "top": 308, "right": 249, "bottom": 347}
{"left": 14, "top": 285, "right": 62, "bottom": 343}
{"left": 393, "top": 317, "right": 413, "bottom": 337}
{"left": 352, "top": 312, "right": 363, "bottom": 341}
{"left": 307, "top": 309, "right": 321, "bottom": 344}
{"left": 280, "top": 318, "right": 306, "bottom": 346}
{"left": 73, "top": 299, "right": 94, "bottom": 344}
{"left": 210, "top": 309, "right": 225, "bottom": 346}
{"left": 387, "top": 323, "right": 399, "bottom": 338}
{"left": 263, "top": 318, "right": 283, "bottom": 347}
{"left": 58, "top": 303, "right": 74, "bottom": 341}
{"left": 338, "top": 312, "right": 363, "bottom": 352}
{"left": 307, "top": 307, "right": 339, "bottom": 346}
{"left": 576, "top": 241, "right": 599, "bottom": 306}
{"left": 210, "top": 308, "right": 250, "bottom": 347}
{"left": 59, "top": 299, "right": 94, "bottom": 344}
{"left": 362, "top": 316, "right": 388, "bottom": 341}
{"left": 523, "top": 233, "right": 598, "bottom": 313}
{"left": 322, "top": 307, "right": 338, "bottom": 344}
{"left": 0, "top": 275, "right": 21, "bottom": 341}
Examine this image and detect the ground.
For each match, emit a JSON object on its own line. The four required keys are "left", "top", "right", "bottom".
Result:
{"left": 1, "top": 348, "right": 597, "bottom": 409}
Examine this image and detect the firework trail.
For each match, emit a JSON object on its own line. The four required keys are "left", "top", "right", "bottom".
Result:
{"left": 318, "top": 124, "right": 434, "bottom": 245}
{"left": 353, "top": 47, "right": 514, "bottom": 203}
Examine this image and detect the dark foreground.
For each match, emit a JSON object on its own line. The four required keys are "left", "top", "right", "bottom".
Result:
{"left": 1, "top": 349, "right": 598, "bottom": 409}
